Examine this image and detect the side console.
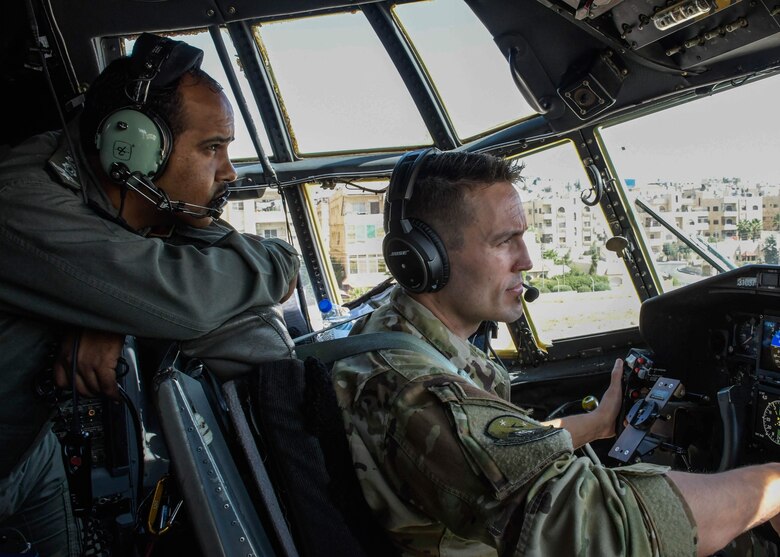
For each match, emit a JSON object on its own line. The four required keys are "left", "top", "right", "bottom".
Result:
{"left": 748, "top": 316, "right": 780, "bottom": 461}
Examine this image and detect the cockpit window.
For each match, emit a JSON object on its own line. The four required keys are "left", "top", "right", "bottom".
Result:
{"left": 221, "top": 190, "right": 322, "bottom": 329}
{"left": 392, "top": 0, "right": 536, "bottom": 140}
{"left": 305, "top": 180, "right": 390, "bottom": 304}
{"left": 120, "top": 4, "right": 535, "bottom": 157}
{"left": 599, "top": 74, "right": 780, "bottom": 292}
{"left": 252, "top": 12, "right": 432, "bottom": 154}
{"left": 514, "top": 141, "right": 641, "bottom": 344}
{"left": 123, "top": 29, "right": 274, "bottom": 161}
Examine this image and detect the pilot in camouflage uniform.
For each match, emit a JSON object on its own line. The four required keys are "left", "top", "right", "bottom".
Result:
{"left": 332, "top": 286, "right": 698, "bottom": 556}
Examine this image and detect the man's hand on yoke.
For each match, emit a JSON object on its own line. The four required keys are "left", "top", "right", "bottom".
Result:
{"left": 54, "top": 329, "right": 126, "bottom": 400}
{"left": 593, "top": 358, "right": 624, "bottom": 439}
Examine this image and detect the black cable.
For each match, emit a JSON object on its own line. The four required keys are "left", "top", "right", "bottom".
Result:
{"left": 117, "top": 383, "right": 145, "bottom": 519}
{"left": 488, "top": 344, "right": 509, "bottom": 374}
{"left": 70, "top": 332, "right": 82, "bottom": 434}
{"left": 134, "top": 485, "right": 157, "bottom": 530}
{"left": 25, "top": 0, "right": 89, "bottom": 205}
{"left": 342, "top": 180, "right": 388, "bottom": 194}
{"left": 546, "top": 400, "right": 580, "bottom": 420}
{"left": 278, "top": 184, "right": 295, "bottom": 246}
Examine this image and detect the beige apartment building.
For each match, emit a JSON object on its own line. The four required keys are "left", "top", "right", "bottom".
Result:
{"left": 325, "top": 189, "right": 387, "bottom": 290}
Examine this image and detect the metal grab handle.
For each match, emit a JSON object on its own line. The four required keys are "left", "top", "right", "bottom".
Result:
{"left": 581, "top": 164, "right": 603, "bottom": 207}
{"left": 508, "top": 47, "right": 551, "bottom": 115}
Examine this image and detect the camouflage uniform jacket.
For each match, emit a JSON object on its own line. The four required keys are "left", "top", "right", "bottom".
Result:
{"left": 332, "top": 286, "right": 697, "bottom": 556}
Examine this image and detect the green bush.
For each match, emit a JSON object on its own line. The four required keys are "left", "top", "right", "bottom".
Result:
{"left": 552, "top": 272, "right": 611, "bottom": 292}
{"left": 533, "top": 272, "right": 611, "bottom": 294}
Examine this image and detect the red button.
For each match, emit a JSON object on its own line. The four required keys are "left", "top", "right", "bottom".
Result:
{"left": 70, "top": 455, "right": 82, "bottom": 467}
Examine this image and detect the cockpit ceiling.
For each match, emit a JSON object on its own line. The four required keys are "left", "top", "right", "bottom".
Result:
{"left": 559, "top": 0, "right": 779, "bottom": 71}
{"left": 465, "top": 0, "right": 780, "bottom": 128}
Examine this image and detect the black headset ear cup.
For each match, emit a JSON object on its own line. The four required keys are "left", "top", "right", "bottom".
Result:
{"left": 409, "top": 218, "right": 450, "bottom": 287}
{"left": 382, "top": 218, "right": 449, "bottom": 293}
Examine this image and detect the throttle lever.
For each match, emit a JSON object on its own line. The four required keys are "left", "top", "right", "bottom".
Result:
{"left": 716, "top": 384, "right": 749, "bottom": 472}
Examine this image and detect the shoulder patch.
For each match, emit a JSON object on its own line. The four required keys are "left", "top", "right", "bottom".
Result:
{"left": 485, "top": 415, "right": 559, "bottom": 446}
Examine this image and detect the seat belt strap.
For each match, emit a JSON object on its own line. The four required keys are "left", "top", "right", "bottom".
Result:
{"left": 294, "top": 332, "right": 457, "bottom": 374}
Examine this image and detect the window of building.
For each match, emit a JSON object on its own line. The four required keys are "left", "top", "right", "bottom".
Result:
{"left": 254, "top": 225, "right": 279, "bottom": 238}
{"left": 348, "top": 254, "right": 387, "bottom": 274}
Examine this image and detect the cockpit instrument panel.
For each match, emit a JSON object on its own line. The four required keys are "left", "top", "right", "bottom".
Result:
{"left": 636, "top": 265, "right": 780, "bottom": 462}
{"left": 731, "top": 316, "right": 759, "bottom": 358}
{"left": 753, "top": 387, "right": 780, "bottom": 449}
{"left": 759, "top": 317, "right": 780, "bottom": 377}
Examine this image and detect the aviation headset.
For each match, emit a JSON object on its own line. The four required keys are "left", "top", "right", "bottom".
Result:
{"left": 382, "top": 148, "right": 450, "bottom": 293}
{"left": 94, "top": 33, "right": 205, "bottom": 209}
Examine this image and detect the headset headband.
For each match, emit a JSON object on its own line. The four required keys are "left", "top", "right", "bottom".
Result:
{"left": 385, "top": 148, "right": 438, "bottom": 236}
{"left": 128, "top": 33, "right": 204, "bottom": 106}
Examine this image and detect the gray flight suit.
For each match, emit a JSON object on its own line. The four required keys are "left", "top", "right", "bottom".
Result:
{"left": 0, "top": 126, "right": 300, "bottom": 555}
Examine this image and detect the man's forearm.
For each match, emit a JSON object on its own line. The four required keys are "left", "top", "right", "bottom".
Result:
{"left": 543, "top": 360, "right": 623, "bottom": 449}
{"left": 668, "top": 463, "right": 780, "bottom": 556}
{"left": 543, "top": 411, "right": 609, "bottom": 448}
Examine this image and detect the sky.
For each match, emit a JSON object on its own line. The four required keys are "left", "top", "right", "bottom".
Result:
{"left": 599, "top": 75, "right": 780, "bottom": 185}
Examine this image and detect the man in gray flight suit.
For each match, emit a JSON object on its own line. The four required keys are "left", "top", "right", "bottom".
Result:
{"left": 0, "top": 34, "right": 299, "bottom": 556}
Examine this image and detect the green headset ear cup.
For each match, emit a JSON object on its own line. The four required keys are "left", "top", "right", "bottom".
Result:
{"left": 95, "top": 108, "right": 171, "bottom": 179}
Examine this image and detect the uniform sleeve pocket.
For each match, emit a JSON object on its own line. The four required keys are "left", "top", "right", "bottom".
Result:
{"left": 427, "top": 382, "right": 572, "bottom": 500}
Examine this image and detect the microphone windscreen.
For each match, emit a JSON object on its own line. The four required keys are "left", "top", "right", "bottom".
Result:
{"left": 523, "top": 282, "right": 540, "bottom": 303}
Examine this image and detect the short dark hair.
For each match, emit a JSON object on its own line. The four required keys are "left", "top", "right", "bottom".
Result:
{"left": 79, "top": 57, "right": 221, "bottom": 155}
{"left": 406, "top": 151, "right": 523, "bottom": 250}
